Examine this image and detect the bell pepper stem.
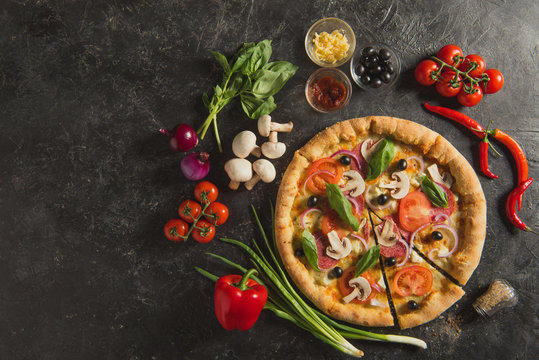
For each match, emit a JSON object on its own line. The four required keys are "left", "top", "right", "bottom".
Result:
{"left": 238, "top": 268, "right": 258, "bottom": 291}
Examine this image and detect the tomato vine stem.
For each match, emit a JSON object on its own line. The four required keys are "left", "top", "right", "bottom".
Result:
{"left": 181, "top": 192, "right": 212, "bottom": 240}
{"left": 430, "top": 56, "right": 489, "bottom": 94}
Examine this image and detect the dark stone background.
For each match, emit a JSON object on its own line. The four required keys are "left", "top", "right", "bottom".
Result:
{"left": 0, "top": 1, "right": 537, "bottom": 359}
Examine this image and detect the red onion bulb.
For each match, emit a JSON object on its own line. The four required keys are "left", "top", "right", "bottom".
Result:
{"left": 181, "top": 152, "right": 210, "bottom": 181}
{"left": 160, "top": 124, "right": 198, "bottom": 152}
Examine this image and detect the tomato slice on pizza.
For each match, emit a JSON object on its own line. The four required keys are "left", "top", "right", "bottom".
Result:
{"left": 383, "top": 260, "right": 464, "bottom": 329}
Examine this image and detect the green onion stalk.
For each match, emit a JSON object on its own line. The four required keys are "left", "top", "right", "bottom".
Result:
{"left": 196, "top": 205, "right": 427, "bottom": 357}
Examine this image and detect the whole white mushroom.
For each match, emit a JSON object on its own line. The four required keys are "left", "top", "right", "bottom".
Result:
{"left": 261, "top": 131, "right": 286, "bottom": 159}
{"left": 232, "top": 131, "right": 261, "bottom": 158}
{"left": 224, "top": 158, "right": 252, "bottom": 190}
{"left": 244, "top": 159, "right": 276, "bottom": 190}
{"left": 257, "top": 115, "right": 293, "bottom": 137}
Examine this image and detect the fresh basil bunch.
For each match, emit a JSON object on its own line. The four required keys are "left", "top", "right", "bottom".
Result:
{"left": 198, "top": 40, "right": 298, "bottom": 151}
{"left": 367, "top": 137, "right": 395, "bottom": 180}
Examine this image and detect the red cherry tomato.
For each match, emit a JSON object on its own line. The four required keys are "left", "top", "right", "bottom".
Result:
{"left": 458, "top": 54, "right": 486, "bottom": 78}
{"left": 192, "top": 220, "right": 216, "bottom": 243}
{"left": 339, "top": 268, "right": 378, "bottom": 304}
{"left": 392, "top": 265, "right": 433, "bottom": 297}
{"left": 178, "top": 199, "right": 202, "bottom": 223}
{"left": 194, "top": 181, "right": 218, "bottom": 204}
{"left": 398, "top": 191, "right": 432, "bottom": 232}
{"left": 457, "top": 84, "right": 483, "bottom": 107}
{"left": 305, "top": 158, "right": 344, "bottom": 195}
{"left": 414, "top": 60, "right": 440, "bottom": 86}
{"left": 204, "top": 202, "right": 229, "bottom": 226}
{"left": 436, "top": 45, "right": 464, "bottom": 66}
{"left": 163, "top": 219, "right": 188, "bottom": 241}
{"left": 435, "top": 71, "right": 462, "bottom": 97}
{"left": 482, "top": 69, "right": 504, "bottom": 94}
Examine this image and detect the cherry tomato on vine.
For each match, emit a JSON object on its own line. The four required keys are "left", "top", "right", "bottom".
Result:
{"left": 435, "top": 71, "right": 462, "bottom": 97}
{"left": 194, "top": 181, "right": 218, "bottom": 204}
{"left": 457, "top": 84, "right": 483, "bottom": 107}
{"left": 178, "top": 199, "right": 202, "bottom": 223}
{"left": 204, "top": 202, "right": 229, "bottom": 226}
{"left": 482, "top": 69, "right": 504, "bottom": 94}
{"left": 192, "top": 219, "right": 216, "bottom": 243}
{"left": 458, "top": 54, "right": 486, "bottom": 78}
{"left": 414, "top": 60, "right": 440, "bottom": 86}
{"left": 436, "top": 45, "right": 464, "bottom": 66}
{"left": 164, "top": 219, "right": 188, "bottom": 241}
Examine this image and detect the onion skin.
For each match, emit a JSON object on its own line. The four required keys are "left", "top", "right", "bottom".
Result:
{"left": 181, "top": 152, "right": 210, "bottom": 180}
{"left": 160, "top": 124, "right": 198, "bottom": 152}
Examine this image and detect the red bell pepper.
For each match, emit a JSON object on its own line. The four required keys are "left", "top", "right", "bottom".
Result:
{"left": 214, "top": 269, "right": 268, "bottom": 331}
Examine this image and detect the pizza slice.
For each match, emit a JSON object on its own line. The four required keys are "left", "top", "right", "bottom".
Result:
{"left": 359, "top": 139, "right": 485, "bottom": 287}
{"left": 280, "top": 155, "right": 394, "bottom": 327}
{"left": 382, "top": 253, "right": 465, "bottom": 329}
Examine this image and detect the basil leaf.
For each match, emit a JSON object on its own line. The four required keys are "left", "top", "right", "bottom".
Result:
{"left": 421, "top": 175, "right": 449, "bottom": 208}
{"left": 214, "top": 85, "right": 222, "bottom": 96}
{"left": 302, "top": 229, "right": 320, "bottom": 271}
{"left": 252, "top": 71, "right": 287, "bottom": 98}
{"left": 367, "top": 137, "right": 395, "bottom": 180}
{"left": 241, "top": 46, "right": 262, "bottom": 75}
{"left": 240, "top": 94, "right": 277, "bottom": 119}
{"left": 227, "top": 72, "right": 245, "bottom": 94}
{"left": 325, "top": 183, "right": 360, "bottom": 231}
{"left": 202, "top": 93, "right": 210, "bottom": 109}
{"left": 354, "top": 245, "right": 380, "bottom": 277}
{"left": 252, "top": 64, "right": 299, "bottom": 98}
{"left": 211, "top": 51, "right": 230, "bottom": 75}
{"left": 263, "top": 61, "right": 299, "bottom": 79}
{"left": 230, "top": 42, "right": 255, "bottom": 73}
{"left": 257, "top": 39, "right": 273, "bottom": 68}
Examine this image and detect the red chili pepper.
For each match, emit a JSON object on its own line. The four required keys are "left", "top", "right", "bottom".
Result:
{"left": 490, "top": 128, "right": 529, "bottom": 210}
{"left": 505, "top": 178, "right": 537, "bottom": 234}
{"left": 479, "top": 138, "right": 498, "bottom": 179}
{"left": 214, "top": 269, "right": 268, "bottom": 331}
{"left": 424, "top": 102, "right": 485, "bottom": 138}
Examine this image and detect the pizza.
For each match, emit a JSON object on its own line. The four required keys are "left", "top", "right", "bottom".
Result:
{"left": 275, "top": 116, "right": 486, "bottom": 329}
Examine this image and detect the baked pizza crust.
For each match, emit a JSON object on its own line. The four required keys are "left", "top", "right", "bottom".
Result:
{"left": 275, "top": 116, "right": 486, "bottom": 328}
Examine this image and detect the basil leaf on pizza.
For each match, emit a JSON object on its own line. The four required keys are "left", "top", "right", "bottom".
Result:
{"left": 325, "top": 183, "right": 360, "bottom": 231}
{"left": 421, "top": 175, "right": 449, "bottom": 208}
{"left": 354, "top": 245, "right": 380, "bottom": 277}
{"left": 367, "top": 136, "right": 395, "bottom": 180}
{"left": 302, "top": 229, "right": 321, "bottom": 271}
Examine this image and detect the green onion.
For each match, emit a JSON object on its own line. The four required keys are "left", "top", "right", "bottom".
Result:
{"left": 196, "top": 205, "right": 427, "bottom": 356}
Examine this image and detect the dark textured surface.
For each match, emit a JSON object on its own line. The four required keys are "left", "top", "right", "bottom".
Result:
{"left": 0, "top": 1, "right": 537, "bottom": 359}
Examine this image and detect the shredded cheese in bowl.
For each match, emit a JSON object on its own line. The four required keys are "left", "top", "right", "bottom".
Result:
{"left": 313, "top": 30, "right": 350, "bottom": 64}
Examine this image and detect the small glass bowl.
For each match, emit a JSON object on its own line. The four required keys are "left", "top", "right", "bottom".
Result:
{"left": 305, "top": 18, "right": 356, "bottom": 68}
{"left": 350, "top": 42, "right": 401, "bottom": 92}
{"left": 305, "top": 68, "right": 352, "bottom": 113}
